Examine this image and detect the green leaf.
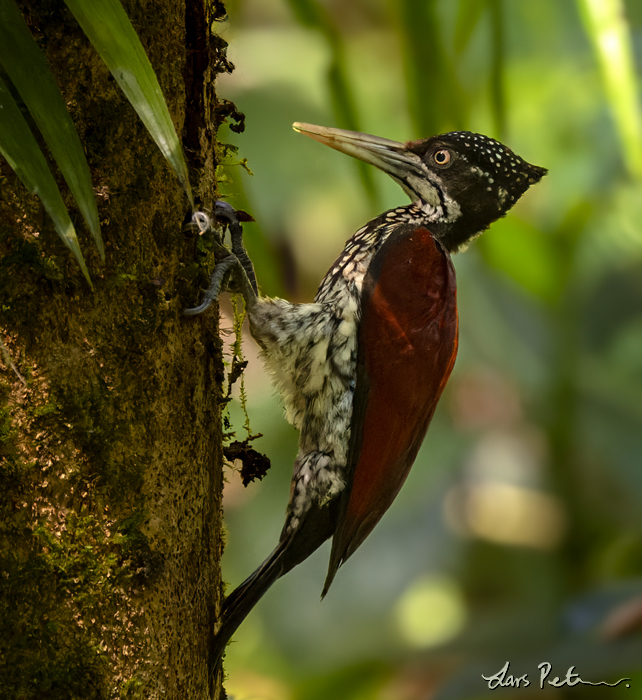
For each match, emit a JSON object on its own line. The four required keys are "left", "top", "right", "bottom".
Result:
{"left": 577, "top": 0, "right": 642, "bottom": 178}
{"left": 488, "top": 0, "right": 506, "bottom": 138}
{"left": 454, "top": 0, "right": 505, "bottom": 136}
{"left": 397, "top": 0, "right": 466, "bottom": 136}
{"left": 63, "top": 0, "right": 193, "bottom": 205}
{"left": 284, "top": 0, "right": 378, "bottom": 208}
{"left": 0, "top": 76, "right": 93, "bottom": 288}
{"left": 454, "top": 0, "right": 486, "bottom": 55}
{"left": 0, "top": 0, "right": 104, "bottom": 261}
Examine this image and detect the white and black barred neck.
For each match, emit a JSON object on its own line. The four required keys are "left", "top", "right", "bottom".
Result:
{"left": 315, "top": 204, "right": 431, "bottom": 303}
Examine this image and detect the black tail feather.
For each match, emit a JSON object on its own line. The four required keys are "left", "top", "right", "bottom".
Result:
{"left": 211, "top": 498, "right": 339, "bottom": 671}
{"left": 210, "top": 542, "right": 287, "bottom": 670}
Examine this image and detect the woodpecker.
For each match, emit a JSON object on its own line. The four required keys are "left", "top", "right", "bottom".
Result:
{"left": 185, "top": 123, "right": 546, "bottom": 668}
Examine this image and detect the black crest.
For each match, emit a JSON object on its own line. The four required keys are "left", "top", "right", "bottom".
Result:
{"left": 438, "top": 131, "right": 547, "bottom": 207}
{"left": 407, "top": 131, "right": 547, "bottom": 250}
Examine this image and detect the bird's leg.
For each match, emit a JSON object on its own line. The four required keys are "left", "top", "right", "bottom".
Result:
{"left": 183, "top": 201, "right": 258, "bottom": 316}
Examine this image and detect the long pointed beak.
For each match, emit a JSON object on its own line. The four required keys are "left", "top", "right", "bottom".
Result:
{"left": 293, "top": 122, "right": 422, "bottom": 182}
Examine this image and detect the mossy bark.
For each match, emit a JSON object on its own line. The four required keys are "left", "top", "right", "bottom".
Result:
{"left": 0, "top": 1, "right": 236, "bottom": 697}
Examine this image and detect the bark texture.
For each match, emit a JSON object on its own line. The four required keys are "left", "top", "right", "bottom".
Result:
{"left": 0, "top": 0, "right": 238, "bottom": 697}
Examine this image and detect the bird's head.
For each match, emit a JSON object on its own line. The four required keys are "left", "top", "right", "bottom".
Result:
{"left": 293, "top": 123, "right": 547, "bottom": 252}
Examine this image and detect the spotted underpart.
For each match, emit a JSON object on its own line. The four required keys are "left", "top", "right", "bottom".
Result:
{"left": 247, "top": 204, "right": 431, "bottom": 533}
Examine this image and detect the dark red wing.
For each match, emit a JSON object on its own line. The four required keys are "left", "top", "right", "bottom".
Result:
{"left": 323, "top": 227, "right": 458, "bottom": 594}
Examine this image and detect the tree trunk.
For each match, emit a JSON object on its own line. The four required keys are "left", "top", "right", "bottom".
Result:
{"left": 0, "top": 1, "right": 236, "bottom": 697}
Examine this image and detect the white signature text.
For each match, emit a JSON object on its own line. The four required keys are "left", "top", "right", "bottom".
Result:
{"left": 481, "top": 661, "right": 631, "bottom": 690}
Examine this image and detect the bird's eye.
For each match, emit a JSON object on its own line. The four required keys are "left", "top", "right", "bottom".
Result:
{"left": 433, "top": 149, "right": 452, "bottom": 166}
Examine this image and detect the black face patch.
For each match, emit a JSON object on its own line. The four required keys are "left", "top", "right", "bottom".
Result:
{"left": 407, "top": 131, "right": 547, "bottom": 216}
{"left": 438, "top": 131, "right": 547, "bottom": 206}
{"left": 404, "top": 130, "right": 546, "bottom": 251}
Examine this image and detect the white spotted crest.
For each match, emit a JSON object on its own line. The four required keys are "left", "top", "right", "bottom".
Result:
{"left": 419, "top": 130, "right": 547, "bottom": 210}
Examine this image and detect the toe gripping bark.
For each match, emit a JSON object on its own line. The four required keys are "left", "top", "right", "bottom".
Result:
{"left": 183, "top": 201, "right": 258, "bottom": 316}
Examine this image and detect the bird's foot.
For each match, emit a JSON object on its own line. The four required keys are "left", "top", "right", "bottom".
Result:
{"left": 183, "top": 201, "right": 258, "bottom": 316}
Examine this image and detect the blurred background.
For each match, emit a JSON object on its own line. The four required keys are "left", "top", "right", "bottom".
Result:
{"left": 214, "top": 0, "right": 642, "bottom": 697}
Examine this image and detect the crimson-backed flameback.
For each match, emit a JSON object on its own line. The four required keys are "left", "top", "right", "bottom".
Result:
{"left": 185, "top": 123, "right": 546, "bottom": 667}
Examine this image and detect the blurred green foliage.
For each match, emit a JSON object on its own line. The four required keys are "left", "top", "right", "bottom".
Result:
{"left": 216, "top": 0, "right": 642, "bottom": 698}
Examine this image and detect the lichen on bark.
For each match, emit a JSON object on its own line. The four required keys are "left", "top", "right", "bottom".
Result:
{"left": 0, "top": 1, "right": 241, "bottom": 697}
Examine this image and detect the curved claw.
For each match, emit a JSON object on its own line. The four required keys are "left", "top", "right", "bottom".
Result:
{"left": 183, "top": 202, "right": 259, "bottom": 316}
{"left": 182, "top": 254, "right": 239, "bottom": 316}
{"left": 183, "top": 299, "right": 213, "bottom": 316}
{"left": 183, "top": 299, "right": 214, "bottom": 316}
{"left": 212, "top": 202, "right": 259, "bottom": 297}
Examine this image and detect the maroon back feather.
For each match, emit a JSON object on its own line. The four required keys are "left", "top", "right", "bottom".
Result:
{"left": 324, "top": 227, "right": 458, "bottom": 593}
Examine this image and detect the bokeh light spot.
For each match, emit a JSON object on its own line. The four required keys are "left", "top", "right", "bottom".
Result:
{"left": 395, "top": 575, "right": 466, "bottom": 649}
